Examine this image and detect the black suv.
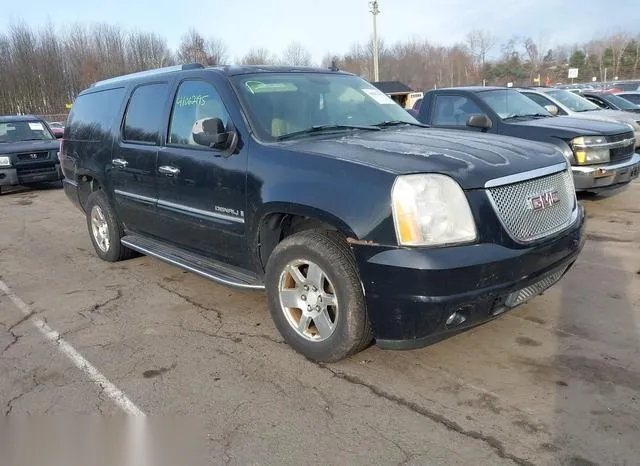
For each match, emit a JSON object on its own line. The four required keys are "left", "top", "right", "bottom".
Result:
{"left": 0, "top": 115, "right": 63, "bottom": 194}
{"left": 62, "top": 64, "right": 585, "bottom": 361}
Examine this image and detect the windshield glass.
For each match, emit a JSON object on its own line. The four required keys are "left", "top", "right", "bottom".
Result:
{"left": 546, "top": 89, "right": 600, "bottom": 112}
{"left": 231, "top": 73, "right": 419, "bottom": 141}
{"left": 478, "top": 89, "right": 551, "bottom": 119}
{"left": 0, "top": 120, "right": 54, "bottom": 143}
{"left": 603, "top": 93, "right": 640, "bottom": 110}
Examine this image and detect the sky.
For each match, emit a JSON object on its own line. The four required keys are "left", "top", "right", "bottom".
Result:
{"left": 2, "top": 0, "right": 638, "bottom": 63}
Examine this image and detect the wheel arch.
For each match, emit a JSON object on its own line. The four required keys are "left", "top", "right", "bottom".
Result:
{"left": 253, "top": 202, "right": 359, "bottom": 272}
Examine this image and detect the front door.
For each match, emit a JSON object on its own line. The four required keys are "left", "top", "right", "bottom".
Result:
{"left": 109, "top": 82, "right": 170, "bottom": 235}
{"left": 154, "top": 78, "right": 249, "bottom": 268}
{"left": 430, "top": 94, "right": 487, "bottom": 131}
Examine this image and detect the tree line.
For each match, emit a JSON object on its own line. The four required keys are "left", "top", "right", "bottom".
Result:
{"left": 1, "top": 21, "right": 639, "bottom": 115}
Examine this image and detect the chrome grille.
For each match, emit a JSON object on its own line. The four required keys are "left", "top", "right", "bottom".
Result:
{"left": 487, "top": 169, "right": 576, "bottom": 243}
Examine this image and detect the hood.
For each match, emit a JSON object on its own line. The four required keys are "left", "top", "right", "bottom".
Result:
{"left": 563, "top": 109, "right": 640, "bottom": 125}
{"left": 514, "top": 115, "right": 631, "bottom": 135}
{"left": 0, "top": 139, "right": 60, "bottom": 154}
{"left": 282, "top": 128, "right": 566, "bottom": 190}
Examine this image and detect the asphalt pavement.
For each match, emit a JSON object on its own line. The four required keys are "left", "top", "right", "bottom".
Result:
{"left": 1, "top": 181, "right": 639, "bottom": 465}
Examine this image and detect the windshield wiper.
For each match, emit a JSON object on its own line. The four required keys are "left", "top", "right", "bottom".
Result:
{"left": 373, "top": 120, "right": 429, "bottom": 128}
{"left": 502, "top": 113, "right": 549, "bottom": 121}
{"left": 276, "top": 124, "right": 380, "bottom": 141}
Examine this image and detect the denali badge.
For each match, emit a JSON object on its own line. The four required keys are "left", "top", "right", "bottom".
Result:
{"left": 528, "top": 190, "right": 560, "bottom": 211}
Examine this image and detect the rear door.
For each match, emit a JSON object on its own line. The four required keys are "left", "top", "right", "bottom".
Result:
{"left": 153, "top": 78, "right": 249, "bottom": 268}
{"left": 109, "top": 82, "right": 171, "bottom": 236}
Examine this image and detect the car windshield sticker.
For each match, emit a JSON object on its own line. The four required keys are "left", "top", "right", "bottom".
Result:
{"left": 28, "top": 122, "right": 44, "bottom": 131}
{"left": 176, "top": 94, "right": 209, "bottom": 107}
{"left": 362, "top": 88, "right": 395, "bottom": 104}
{"left": 245, "top": 81, "right": 298, "bottom": 94}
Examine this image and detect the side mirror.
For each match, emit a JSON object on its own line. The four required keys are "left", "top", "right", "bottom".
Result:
{"left": 544, "top": 104, "right": 559, "bottom": 116}
{"left": 192, "top": 118, "right": 233, "bottom": 150}
{"left": 466, "top": 114, "right": 492, "bottom": 130}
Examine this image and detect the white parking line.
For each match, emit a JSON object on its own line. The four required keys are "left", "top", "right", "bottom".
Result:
{"left": 0, "top": 279, "right": 145, "bottom": 416}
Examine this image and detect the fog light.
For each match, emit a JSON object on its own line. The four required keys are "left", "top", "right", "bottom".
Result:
{"left": 445, "top": 310, "right": 467, "bottom": 329}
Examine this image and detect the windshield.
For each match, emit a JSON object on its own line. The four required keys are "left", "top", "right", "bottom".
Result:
{"left": 478, "top": 89, "right": 551, "bottom": 119}
{"left": 545, "top": 89, "right": 600, "bottom": 112}
{"left": 602, "top": 93, "right": 640, "bottom": 110}
{"left": 231, "top": 73, "right": 419, "bottom": 141}
{"left": 0, "top": 120, "right": 54, "bottom": 143}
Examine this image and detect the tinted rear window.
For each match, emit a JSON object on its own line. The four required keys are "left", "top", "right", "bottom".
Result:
{"left": 123, "top": 83, "right": 169, "bottom": 144}
{"left": 66, "top": 87, "right": 126, "bottom": 140}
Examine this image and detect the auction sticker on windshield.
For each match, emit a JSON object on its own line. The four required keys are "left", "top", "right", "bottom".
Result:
{"left": 362, "top": 88, "right": 395, "bottom": 104}
{"left": 28, "top": 122, "right": 44, "bottom": 131}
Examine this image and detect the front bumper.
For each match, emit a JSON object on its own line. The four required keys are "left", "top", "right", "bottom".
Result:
{"left": 0, "top": 163, "right": 63, "bottom": 186}
{"left": 572, "top": 153, "right": 640, "bottom": 191}
{"left": 352, "top": 205, "right": 586, "bottom": 349}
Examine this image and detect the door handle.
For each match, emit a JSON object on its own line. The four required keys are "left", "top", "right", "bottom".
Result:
{"left": 112, "top": 158, "right": 128, "bottom": 168}
{"left": 158, "top": 165, "right": 180, "bottom": 176}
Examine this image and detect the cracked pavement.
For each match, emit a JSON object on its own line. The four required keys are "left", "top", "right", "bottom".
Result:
{"left": 1, "top": 182, "right": 639, "bottom": 465}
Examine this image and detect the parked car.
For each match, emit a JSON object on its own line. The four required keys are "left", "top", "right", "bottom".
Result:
{"left": 582, "top": 91, "right": 640, "bottom": 114}
{"left": 517, "top": 87, "right": 640, "bottom": 147}
{"left": 47, "top": 121, "right": 65, "bottom": 138}
{"left": 0, "top": 115, "right": 63, "bottom": 194}
{"left": 62, "top": 64, "right": 585, "bottom": 362}
{"left": 607, "top": 80, "right": 640, "bottom": 92}
{"left": 414, "top": 87, "right": 639, "bottom": 192}
{"left": 617, "top": 92, "right": 640, "bottom": 106}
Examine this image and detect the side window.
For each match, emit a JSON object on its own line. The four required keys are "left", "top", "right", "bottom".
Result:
{"left": 123, "top": 83, "right": 169, "bottom": 144}
{"left": 168, "top": 80, "right": 231, "bottom": 148}
{"left": 67, "top": 87, "right": 126, "bottom": 141}
{"left": 523, "top": 92, "right": 552, "bottom": 108}
{"left": 586, "top": 96, "right": 607, "bottom": 108}
{"left": 432, "top": 95, "right": 482, "bottom": 126}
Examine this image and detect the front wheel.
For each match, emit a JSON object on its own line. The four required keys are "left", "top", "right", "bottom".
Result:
{"left": 265, "top": 229, "right": 372, "bottom": 362}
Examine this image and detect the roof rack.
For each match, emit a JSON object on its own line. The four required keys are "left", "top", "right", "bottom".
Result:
{"left": 91, "top": 63, "right": 204, "bottom": 88}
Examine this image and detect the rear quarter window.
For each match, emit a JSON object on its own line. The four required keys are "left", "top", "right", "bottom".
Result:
{"left": 66, "top": 87, "right": 126, "bottom": 141}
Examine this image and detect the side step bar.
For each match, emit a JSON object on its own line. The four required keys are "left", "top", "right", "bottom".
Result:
{"left": 121, "top": 234, "right": 265, "bottom": 290}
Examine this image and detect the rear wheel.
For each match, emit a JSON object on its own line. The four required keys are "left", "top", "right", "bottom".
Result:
{"left": 85, "top": 190, "right": 133, "bottom": 262}
{"left": 265, "top": 229, "right": 372, "bottom": 362}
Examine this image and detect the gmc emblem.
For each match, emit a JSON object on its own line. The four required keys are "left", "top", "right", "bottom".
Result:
{"left": 528, "top": 190, "right": 560, "bottom": 211}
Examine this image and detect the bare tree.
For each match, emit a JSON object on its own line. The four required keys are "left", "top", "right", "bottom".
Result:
{"left": 280, "top": 41, "right": 312, "bottom": 66}
{"left": 205, "top": 37, "right": 228, "bottom": 65}
{"left": 127, "top": 32, "right": 173, "bottom": 71}
{"left": 240, "top": 47, "right": 277, "bottom": 65}
{"left": 176, "top": 28, "right": 207, "bottom": 64}
{"left": 607, "top": 31, "right": 632, "bottom": 76}
{"left": 466, "top": 29, "right": 498, "bottom": 78}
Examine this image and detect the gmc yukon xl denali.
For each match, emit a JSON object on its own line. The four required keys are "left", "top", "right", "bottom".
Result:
{"left": 415, "top": 87, "right": 640, "bottom": 192}
{"left": 61, "top": 64, "right": 585, "bottom": 362}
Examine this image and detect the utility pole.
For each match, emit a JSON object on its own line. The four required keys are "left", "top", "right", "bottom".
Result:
{"left": 369, "top": 0, "right": 380, "bottom": 82}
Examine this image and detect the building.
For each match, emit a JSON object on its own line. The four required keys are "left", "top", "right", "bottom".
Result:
{"left": 372, "top": 81, "right": 423, "bottom": 109}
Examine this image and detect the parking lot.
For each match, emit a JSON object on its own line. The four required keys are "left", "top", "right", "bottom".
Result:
{"left": 0, "top": 181, "right": 638, "bottom": 465}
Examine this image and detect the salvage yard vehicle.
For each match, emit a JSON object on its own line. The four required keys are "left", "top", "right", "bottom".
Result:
{"left": 582, "top": 91, "right": 640, "bottom": 114}
{"left": 0, "top": 115, "right": 63, "bottom": 194}
{"left": 62, "top": 64, "right": 585, "bottom": 362}
{"left": 415, "top": 87, "right": 640, "bottom": 193}
{"left": 517, "top": 87, "right": 640, "bottom": 148}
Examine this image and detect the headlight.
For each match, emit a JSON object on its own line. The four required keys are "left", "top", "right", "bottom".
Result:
{"left": 391, "top": 174, "right": 477, "bottom": 246}
{"left": 0, "top": 156, "right": 11, "bottom": 167}
{"left": 570, "top": 136, "right": 610, "bottom": 164}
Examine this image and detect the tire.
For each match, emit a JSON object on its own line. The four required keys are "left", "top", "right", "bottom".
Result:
{"left": 265, "top": 229, "right": 372, "bottom": 362}
{"left": 85, "top": 190, "right": 133, "bottom": 262}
